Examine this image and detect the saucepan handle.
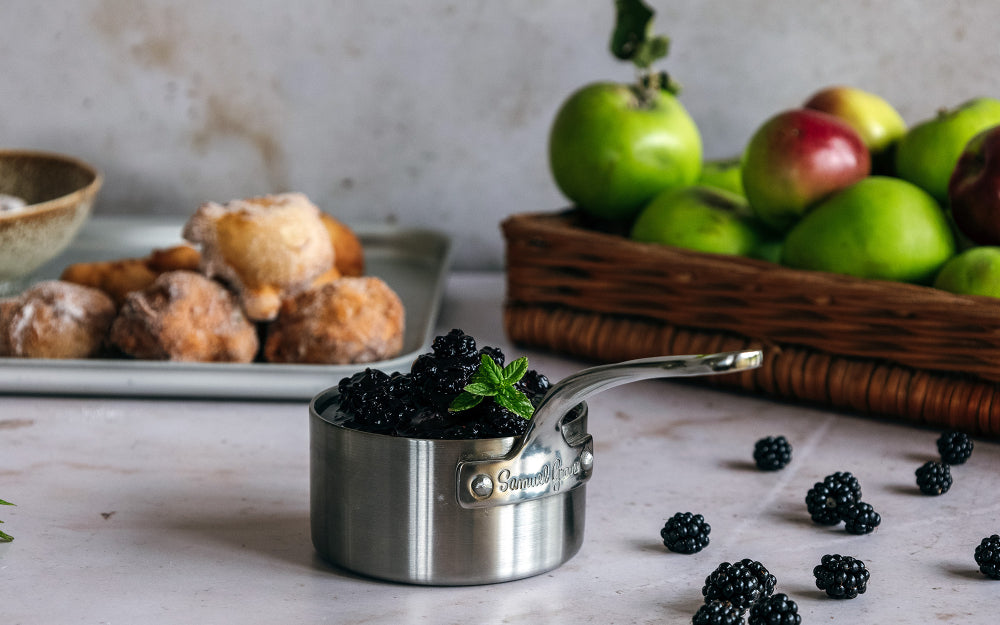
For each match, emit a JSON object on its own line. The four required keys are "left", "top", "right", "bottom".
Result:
{"left": 455, "top": 349, "right": 763, "bottom": 508}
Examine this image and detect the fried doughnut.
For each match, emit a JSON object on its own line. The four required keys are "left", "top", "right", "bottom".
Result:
{"left": 183, "top": 192, "right": 334, "bottom": 322}
{"left": 108, "top": 270, "right": 258, "bottom": 362}
{"left": 264, "top": 276, "right": 404, "bottom": 364}
{"left": 320, "top": 213, "right": 364, "bottom": 277}
{"left": 0, "top": 280, "right": 115, "bottom": 359}
{"left": 60, "top": 244, "right": 202, "bottom": 307}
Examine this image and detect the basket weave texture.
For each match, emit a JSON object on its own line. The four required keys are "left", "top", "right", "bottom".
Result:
{"left": 503, "top": 210, "right": 1000, "bottom": 436}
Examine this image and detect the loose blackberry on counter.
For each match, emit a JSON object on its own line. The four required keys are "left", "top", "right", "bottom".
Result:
{"left": 974, "top": 534, "right": 1000, "bottom": 580}
{"left": 841, "top": 501, "right": 882, "bottom": 535}
{"left": 747, "top": 593, "right": 801, "bottom": 625}
{"left": 915, "top": 460, "right": 952, "bottom": 495}
{"left": 752, "top": 435, "right": 792, "bottom": 471}
{"left": 814, "top": 554, "right": 869, "bottom": 599}
{"left": 937, "top": 430, "right": 974, "bottom": 465}
{"left": 661, "top": 512, "right": 711, "bottom": 554}
{"left": 692, "top": 600, "right": 744, "bottom": 625}
{"left": 805, "top": 471, "right": 862, "bottom": 526}
{"left": 334, "top": 329, "right": 551, "bottom": 439}
{"left": 702, "top": 559, "right": 776, "bottom": 613}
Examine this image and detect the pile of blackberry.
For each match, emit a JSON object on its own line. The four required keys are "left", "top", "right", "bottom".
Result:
{"left": 813, "top": 554, "right": 869, "bottom": 599}
{"left": 660, "top": 512, "right": 711, "bottom": 554}
{"left": 334, "top": 329, "right": 550, "bottom": 439}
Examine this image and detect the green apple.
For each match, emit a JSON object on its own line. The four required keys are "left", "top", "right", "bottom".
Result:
{"left": 933, "top": 246, "right": 1000, "bottom": 297}
{"left": 895, "top": 97, "right": 1000, "bottom": 204}
{"left": 548, "top": 82, "right": 703, "bottom": 221}
{"left": 742, "top": 108, "right": 871, "bottom": 232}
{"left": 803, "top": 85, "right": 906, "bottom": 175}
{"left": 781, "top": 176, "right": 956, "bottom": 283}
{"left": 630, "top": 185, "right": 764, "bottom": 256}
{"left": 697, "top": 156, "right": 745, "bottom": 197}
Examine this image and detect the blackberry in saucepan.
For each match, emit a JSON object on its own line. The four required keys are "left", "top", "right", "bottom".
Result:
{"left": 747, "top": 593, "right": 801, "bottom": 625}
{"left": 660, "top": 512, "right": 711, "bottom": 554}
{"left": 516, "top": 369, "right": 552, "bottom": 403}
{"left": 841, "top": 501, "right": 881, "bottom": 535}
{"left": 431, "top": 328, "right": 478, "bottom": 359}
{"left": 805, "top": 472, "right": 862, "bottom": 525}
{"left": 937, "top": 430, "right": 974, "bottom": 465}
{"left": 753, "top": 436, "right": 792, "bottom": 471}
{"left": 813, "top": 554, "right": 869, "bottom": 599}
{"left": 474, "top": 399, "right": 530, "bottom": 438}
{"left": 915, "top": 460, "right": 952, "bottom": 495}
{"left": 337, "top": 369, "right": 414, "bottom": 433}
{"left": 693, "top": 600, "right": 744, "bottom": 625}
{"left": 974, "top": 534, "right": 1000, "bottom": 579}
{"left": 702, "top": 559, "right": 776, "bottom": 612}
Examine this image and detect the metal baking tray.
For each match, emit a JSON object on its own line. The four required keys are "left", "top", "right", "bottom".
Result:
{"left": 0, "top": 216, "right": 451, "bottom": 400}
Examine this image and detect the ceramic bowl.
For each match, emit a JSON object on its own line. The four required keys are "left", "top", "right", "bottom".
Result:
{"left": 0, "top": 149, "right": 102, "bottom": 294}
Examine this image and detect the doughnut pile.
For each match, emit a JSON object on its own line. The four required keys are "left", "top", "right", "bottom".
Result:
{"left": 0, "top": 192, "right": 405, "bottom": 364}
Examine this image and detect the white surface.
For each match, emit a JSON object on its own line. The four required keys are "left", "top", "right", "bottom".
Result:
{"left": 3, "top": 2, "right": 1000, "bottom": 269}
{"left": 2, "top": 272, "right": 999, "bottom": 623}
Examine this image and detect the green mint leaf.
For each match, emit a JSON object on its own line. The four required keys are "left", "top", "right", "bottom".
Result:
{"left": 497, "top": 386, "right": 536, "bottom": 421}
{"left": 449, "top": 391, "right": 483, "bottom": 412}
{"left": 471, "top": 353, "right": 505, "bottom": 386}
{"left": 0, "top": 499, "right": 13, "bottom": 506}
{"left": 610, "top": 0, "right": 654, "bottom": 61}
{"left": 501, "top": 357, "right": 529, "bottom": 385}
{"left": 462, "top": 381, "right": 498, "bottom": 397}
{"left": 0, "top": 528, "right": 12, "bottom": 542}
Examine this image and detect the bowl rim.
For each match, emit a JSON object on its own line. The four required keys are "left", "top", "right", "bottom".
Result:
{"left": 0, "top": 148, "right": 103, "bottom": 219}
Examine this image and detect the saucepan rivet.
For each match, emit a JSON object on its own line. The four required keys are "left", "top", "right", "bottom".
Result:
{"left": 471, "top": 474, "right": 494, "bottom": 498}
{"left": 580, "top": 449, "right": 594, "bottom": 471}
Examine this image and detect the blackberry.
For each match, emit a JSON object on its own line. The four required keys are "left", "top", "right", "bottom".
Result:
{"left": 431, "top": 328, "right": 478, "bottom": 359}
{"left": 516, "top": 369, "right": 552, "bottom": 402}
{"left": 974, "top": 534, "right": 1000, "bottom": 580}
{"left": 702, "top": 559, "right": 776, "bottom": 612}
{"left": 336, "top": 369, "right": 414, "bottom": 433}
{"left": 937, "top": 430, "right": 974, "bottom": 465}
{"left": 813, "top": 554, "right": 869, "bottom": 599}
{"left": 478, "top": 344, "right": 505, "bottom": 366}
{"left": 805, "top": 472, "right": 862, "bottom": 525}
{"left": 753, "top": 436, "right": 792, "bottom": 471}
{"left": 747, "top": 593, "right": 801, "bottom": 625}
{"left": 660, "top": 512, "right": 711, "bottom": 554}
{"left": 915, "top": 461, "right": 952, "bottom": 495}
{"left": 841, "top": 501, "right": 881, "bottom": 535}
{"left": 693, "top": 600, "right": 744, "bottom": 625}
{"left": 473, "top": 399, "right": 531, "bottom": 438}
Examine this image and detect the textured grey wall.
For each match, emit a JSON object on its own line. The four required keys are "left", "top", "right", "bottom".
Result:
{"left": 3, "top": 1, "right": 998, "bottom": 268}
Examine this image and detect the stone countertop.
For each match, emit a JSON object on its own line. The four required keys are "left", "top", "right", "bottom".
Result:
{"left": 2, "top": 272, "right": 997, "bottom": 624}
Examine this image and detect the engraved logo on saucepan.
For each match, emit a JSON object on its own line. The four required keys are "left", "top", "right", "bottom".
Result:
{"left": 496, "top": 455, "right": 584, "bottom": 494}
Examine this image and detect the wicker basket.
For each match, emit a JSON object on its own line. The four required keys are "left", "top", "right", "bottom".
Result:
{"left": 503, "top": 210, "right": 1000, "bottom": 437}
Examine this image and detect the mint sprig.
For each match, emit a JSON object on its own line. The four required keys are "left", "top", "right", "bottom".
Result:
{"left": 448, "top": 354, "right": 536, "bottom": 420}
{"left": 0, "top": 499, "right": 14, "bottom": 542}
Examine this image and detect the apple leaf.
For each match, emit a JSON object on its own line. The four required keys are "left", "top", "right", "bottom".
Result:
{"left": 610, "top": 0, "right": 670, "bottom": 71}
{"left": 610, "top": 0, "right": 654, "bottom": 61}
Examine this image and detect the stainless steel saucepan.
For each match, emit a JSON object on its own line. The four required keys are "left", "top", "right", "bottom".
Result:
{"left": 309, "top": 349, "right": 763, "bottom": 585}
